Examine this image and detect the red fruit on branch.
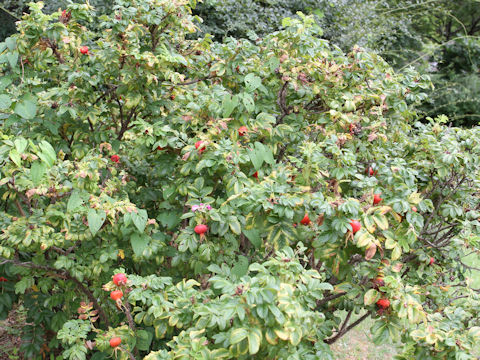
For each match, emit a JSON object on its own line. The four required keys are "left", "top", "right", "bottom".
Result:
{"left": 110, "top": 155, "right": 120, "bottom": 163}
{"left": 429, "top": 257, "right": 435, "bottom": 265}
{"left": 110, "top": 290, "right": 123, "bottom": 301}
{"left": 0, "top": 277, "right": 7, "bottom": 282}
{"left": 194, "top": 224, "right": 208, "bottom": 235}
{"left": 366, "top": 167, "right": 377, "bottom": 176}
{"left": 252, "top": 171, "right": 258, "bottom": 179}
{"left": 112, "top": 273, "right": 127, "bottom": 286}
{"left": 80, "top": 46, "right": 89, "bottom": 55}
{"left": 238, "top": 126, "right": 248, "bottom": 136}
{"left": 411, "top": 206, "right": 417, "bottom": 212}
{"left": 195, "top": 141, "right": 206, "bottom": 154}
{"left": 376, "top": 298, "right": 390, "bottom": 309}
{"left": 373, "top": 193, "right": 382, "bottom": 205}
{"left": 300, "top": 214, "right": 311, "bottom": 225}
{"left": 157, "top": 146, "right": 165, "bottom": 151}
{"left": 349, "top": 219, "right": 362, "bottom": 234}
{"left": 109, "top": 337, "right": 121, "bottom": 348}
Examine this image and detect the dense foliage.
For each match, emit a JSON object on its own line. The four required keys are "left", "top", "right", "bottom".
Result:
{"left": 0, "top": 0, "right": 480, "bottom": 359}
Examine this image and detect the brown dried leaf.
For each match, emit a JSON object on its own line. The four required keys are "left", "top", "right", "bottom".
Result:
{"left": 365, "top": 244, "right": 377, "bottom": 260}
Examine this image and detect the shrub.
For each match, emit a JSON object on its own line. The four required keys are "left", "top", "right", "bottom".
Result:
{"left": 0, "top": 1, "right": 479, "bottom": 359}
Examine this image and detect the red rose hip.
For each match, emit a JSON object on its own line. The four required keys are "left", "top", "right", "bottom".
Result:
{"left": 194, "top": 224, "right": 208, "bottom": 235}
{"left": 238, "top": 126, "right": 248, "bottom": 136}
{"left": 110, "top": 155, "right": 120, "bottom": 163}
{"left": 112, "top": 273, "right": 127, "bottom": 286}
{"left": 110, "top": 290, "right": 123, "bottom": 301}
{"left": 429, "top": 257, "right": 435, "bottom": 265}
{"left": 376, "top": 298, "right": 390, "bottom": 309}
{"left": 109, "top": 337, "right": 121, "bottom": 348}
{"left": 350, "top": 219, "right": 362, "bottom": 234}
{"left": 300, "top": 214, "right": 311, "bottom": 225}
{"left": 373, "top": 193, "right": 382, "bottom": 205}
{"left": 195, "top": 141, "right": 206, "bottom": 154}
{"left": 80, "top": 46, "right": 89, "bottom": 55}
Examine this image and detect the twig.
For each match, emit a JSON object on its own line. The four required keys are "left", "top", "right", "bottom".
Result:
{"left": 324, "top": 311, "right": 371, "bottom": 344}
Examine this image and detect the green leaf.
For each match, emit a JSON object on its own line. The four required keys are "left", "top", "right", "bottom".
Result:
{"left": 132, "top": 209, "right": 148, "bottom": 233}
{"left": 14, "top": 98, "right": 36, "bottom": 120}
{"left": 247, "top": 328, "right": 262, "bottom": 355}
{"left": 87, "top": 209, "right": 106, "bottom": 236}
{"left": 247, "top": 147, "right": 264, "bottom": 170}
{"left": 131, "top": 233, "right": 150, "bottom": 257}
{"left": 230, "top": 328, "right": 248, "bottom": 344}
{"left": 229, "top": 216, "right": 241, "bottom": 235}
{"left": 6, "top": 52, "right": 18, "bottom": 68}
{"left": 38, "top": 141, "right": 56, "bottom": 167}
{"left": 15, "top": 276, "right": 34, "bottom": 294}
{"left": 136, "top": 329, "right": 153, "bottom": 351}
{"left": 67, "top": 190, "right": 84, "bottom": 212}
{"left": 222, "top": 94, "right": 238, "bottom": 118}
{"left": 9, "top": 149, "right": 21, "bottom": 167}
{"left": 5, "top": 37, "right": 16, "bottom": 50}
{"left": 244, "top": 74, "right": 262, "bottom": 92}
{"left": 242, "top": 93, "right": 255, "bottom": 113}
{"left": 14, "top": 138, "right": 27, "bottom": 154}
{"left": 231, "top": 255, "right": 249, "bottom": 279}
{"left": 30, "top": 161, "right": 46, "bottom": 186}
{"left": 243, "top": 228, "right": 262, "bottom": 248}
{"left": 0, "top": 94, "right": 12, "bottom": 110}
{"left": 364, "top": 288, "right": 379, "bottom": 305}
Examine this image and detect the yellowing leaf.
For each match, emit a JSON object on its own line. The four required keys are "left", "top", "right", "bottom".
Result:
{"left": 408, "top": 192, "right": 422, "bottom": 205}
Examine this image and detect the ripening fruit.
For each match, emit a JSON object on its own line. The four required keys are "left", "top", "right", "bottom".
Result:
{"left": 194, "top": 224, "right": 208, "bottom": 235}
{"left": 195, "top": 141, "right": 206, "bottom": 154}
{"left": 300, "top": 214, "right": 311, "bottom": 225}
{"left": 112, "top": 273, "right": 127, "bottom": 286}
{"left": 110, "top": 155, "right": 120, "bottom": 163}
{"left": 157, "top": 146, "right": 165, "bottom": 151}
{"left": 411, "top": 206, "right": 417, "bottom": 212}
{"left": 238, "top": 126, "right": 248, "bottom": 136}
{"left": 366, "top": 167, "right": 377, "bottom": 176}
{"left": 80, "top": 46, "right": 89, "bottom": 55}
{"left": 429, "top": 257, "right": 435, "bottom": 265}
{"left": 109, "top": 337, "right": 121, "bottom": 348}
{"left": 0, "top": 277, "right": 8, "bottom": 282}
{"left": 376, "top": 298, "right": 390, "bottom": 309}
{"left": 372, "top": 277, "right": 385, "bottom": 289}
{"left": 350, "top": 219, "right": 362, "bottom": 234}
{"left": 252, "top": 171, "right": 258, "bottom": 179}
{"left": 373, "top": 193, "right": 382, "bottom": 205}
{"left": 110, "top": 290, "right": 123, "bottom": 301}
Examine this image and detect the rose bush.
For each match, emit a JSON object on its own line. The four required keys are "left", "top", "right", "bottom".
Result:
{"left": 0, "top": 1, "right": 479, "bottom": 359}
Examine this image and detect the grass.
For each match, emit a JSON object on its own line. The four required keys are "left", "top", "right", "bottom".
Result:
{"left": 331, "top": 312, "right": 398, "bottom": 360}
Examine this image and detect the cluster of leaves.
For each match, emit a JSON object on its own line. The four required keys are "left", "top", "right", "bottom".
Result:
{"left": 0, "top": 1, "right": 479, "bottom": 359}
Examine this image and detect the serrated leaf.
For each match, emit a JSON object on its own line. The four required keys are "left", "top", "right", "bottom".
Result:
{"left": 132, "top": 209, "right": 148, "bottom": 233}
{"left": 231, "top": 255, "right": 249, "bottom": 279}
{"left": 87, "top": 209, "right": 106, "bottom": 236}
{"left": 67, "top": 190, "right": 84, "bottom": 212}
{"left": 364, "top": 216, "right": 376, "bottom": 233}
{"left": 0, "top": 94, "right": 12, "bottom": 110}
{"left": 364, "top": 288, "right": 379, "bottom": 305}
{"left": 373, "top": 213, "right": 389, "bottom": 230}
{"left": 391, "top": 245, "right": 402, "bottom": 260}
{"left": 230, "top": 328, "right": 248, "bottom": 344}
{"left": 136, "top": 329, "right": 153, "bottom": 351}
{"left": 14, "top": 97, "right": 36, "bottom": 120}
{"left": 247, "top": 328, "right": 262, "bottom": 355}
{"left": 131, "top": 233, "right": 149, "bottom": 257}
{"left": 243, "top": 228, "right": 262, "bottom": 248}
{"left": 38, "top": 141, "right": 56, "bottom": 167}
{"left": 242, "top": 93, "right": 255, "bottom": 113}
{"left": 229, "top": 216, "right": 241, "bottom": 235}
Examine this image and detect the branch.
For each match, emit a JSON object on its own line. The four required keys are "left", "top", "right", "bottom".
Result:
{"left": 275, "top": 81, "right": 290, "bottom": 127}
{"left": 324, "top": 311, "right": 371, "bottom": 344}
{"left": 316, "top": 292, "right": 347, "bottom": 308}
